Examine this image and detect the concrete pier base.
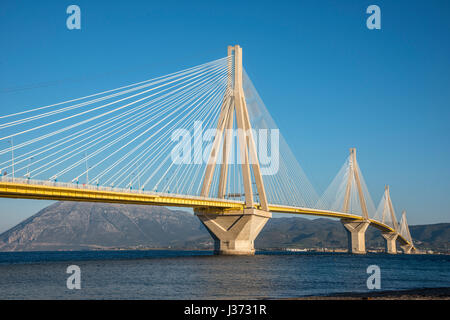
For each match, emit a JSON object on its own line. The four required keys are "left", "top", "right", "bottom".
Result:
{"left": 381, "top": 232, "right": 398, "bottom": 254}
{"left": 401, "top": 244, "right": 414, "bottom": 254}
{"left": 195, "top": 208, "right": 271, "bottom": 255}
{"left": 341, "top": 219, "right": 370, "bottom": 254}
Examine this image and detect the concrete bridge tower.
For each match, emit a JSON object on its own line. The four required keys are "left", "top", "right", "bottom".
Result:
{"left": 380, "top": 185, "right": 399, "bottom": 254}
{"left": 399, "top": 210, "right": 415, "bottom": 254}
{"left": 195, "top": 45, "right": 271, "bottom": 255}
{"left": 340, "top": 148, "right": 370, "bottom": 254}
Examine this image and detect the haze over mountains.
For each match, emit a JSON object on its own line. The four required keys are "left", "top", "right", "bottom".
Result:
{"left": 0, "top": 202, "right": 448, "bottom": 252}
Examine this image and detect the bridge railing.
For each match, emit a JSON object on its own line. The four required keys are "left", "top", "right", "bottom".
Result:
{"left": 0, "top": 176, "right": 242, "bottom": 204}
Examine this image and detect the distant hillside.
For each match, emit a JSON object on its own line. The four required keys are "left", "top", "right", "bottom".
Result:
{"left": 410, "top": 223, "right": 450, "bottom": 251}
{"left": 0, "top": 202, "right": 210, "bottom": 251}
{"left": 0, "top": 202, "right": 448, "bottom": 252}
{"left": 256, "top": 217, "right": 450, "bottom": 252}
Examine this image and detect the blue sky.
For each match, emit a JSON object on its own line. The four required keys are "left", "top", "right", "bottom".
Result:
{"left": 0, "top": 0, "right": 449, "bottom": 231}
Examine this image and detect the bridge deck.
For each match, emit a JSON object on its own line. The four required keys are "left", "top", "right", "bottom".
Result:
{"left": 0, "top": 179, "right": 410, "bottom": 245}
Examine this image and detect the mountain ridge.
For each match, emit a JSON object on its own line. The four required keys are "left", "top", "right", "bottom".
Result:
{"left": 0, "top": 202, "right": 448, "bottom": 252}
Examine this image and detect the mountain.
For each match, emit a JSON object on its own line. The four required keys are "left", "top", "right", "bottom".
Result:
{"left": 256, "top": 217, "right": 348, "bottom": 249}
{"left": 0, "top": 202, "right": 448, "bottom": 252}
{"left": 256, "top": 217, "right": 392, "bottom": 249}
{"left": 0, "top": 202, "right": 211, "bottom": 251}
{"left": 257, "top": 217, "right": 450, "bottom": 252}
{"left": 409, "top": 223, "right": 450, "bottom": 251}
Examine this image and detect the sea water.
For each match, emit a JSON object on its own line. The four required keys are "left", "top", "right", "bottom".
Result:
{"left": 0, "top": 250, "right": 448, "bottom": 299}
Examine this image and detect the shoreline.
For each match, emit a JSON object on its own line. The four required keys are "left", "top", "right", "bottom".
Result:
{"left": 0, "top": 248, "right": 448, "bottom": 255}
{"left": 287, "top": 287, "right": 450, "bottom": 300}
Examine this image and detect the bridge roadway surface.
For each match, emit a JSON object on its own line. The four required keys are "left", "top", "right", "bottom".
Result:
{"left": 0, "top": 178, "right": 411, "bottom": 246}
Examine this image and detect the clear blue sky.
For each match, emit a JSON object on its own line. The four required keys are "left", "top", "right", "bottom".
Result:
{"left": 0, "top": 0, "right": 449, "bottom": 231}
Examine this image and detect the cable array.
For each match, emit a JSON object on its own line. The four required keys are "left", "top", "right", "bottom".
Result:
{"left": 0, "top": 56, "right": 232, "bottom": 196}
{"left": 374, "top": 190, "right": 398, "bottom": 230}
{"left": 316, "top": 155, "right": 377, "bottom": 218}
{"left": 399, "top": 211, "right": 413, "bottom": 243}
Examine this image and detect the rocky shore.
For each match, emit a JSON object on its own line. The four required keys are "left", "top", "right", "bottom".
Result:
{"left": 292, "top": 287, "right": 450, "bottom": 300}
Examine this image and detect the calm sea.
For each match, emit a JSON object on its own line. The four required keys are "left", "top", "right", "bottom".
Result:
{"left": 0, "top": 250, "right": 448, "bottom": 299}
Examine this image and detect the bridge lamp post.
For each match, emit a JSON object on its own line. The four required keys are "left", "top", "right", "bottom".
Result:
{"left": 165, "top": 177, "right": 170, "bottom": 194}
{"left": 137, "top": 172, "right": 141, "bottom": 192}
{"left": 25, "top": 156, "right": 34, "bottom": 182}
{"left": 84, "top": 152, "right": 89, "bottom": 185}
{"left": 129, "top": 173, "right": 135, "bottom": 191}
{"left": 8, "top": 137, "right": 15, "bottom": 181}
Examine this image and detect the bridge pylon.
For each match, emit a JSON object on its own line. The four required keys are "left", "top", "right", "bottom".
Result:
{"left": 340, "top": 148, "right": 370, "bottom": 254}
{"left": 195, "top": 45, "right": 271, "bottom": 255}
{"left": 399, "top": 210, "right": 415, "bottom": 254}
{"left": 380, "top": 185, "right": 399, "bottom": 254}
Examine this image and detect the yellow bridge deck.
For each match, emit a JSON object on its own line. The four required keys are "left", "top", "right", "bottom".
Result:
{"left": 0, "top": 180, "right": 410, "bottom": 245}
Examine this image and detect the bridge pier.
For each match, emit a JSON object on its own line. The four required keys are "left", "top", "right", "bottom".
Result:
{"left": 400, "top": 244, "right": 414, "bottom": 254}
{"left": 195, "top": 208, "right": 271, "bottom": 255}
{"left": 341, "top": 219, "right": 370, "bottom": 254}
{"left": 381, "top": 232, "right": 398, "bottom": 254}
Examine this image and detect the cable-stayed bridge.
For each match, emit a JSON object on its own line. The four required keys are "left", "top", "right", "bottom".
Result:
{"left": 0, "top": 45, "right": 415, "bottom": 255}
